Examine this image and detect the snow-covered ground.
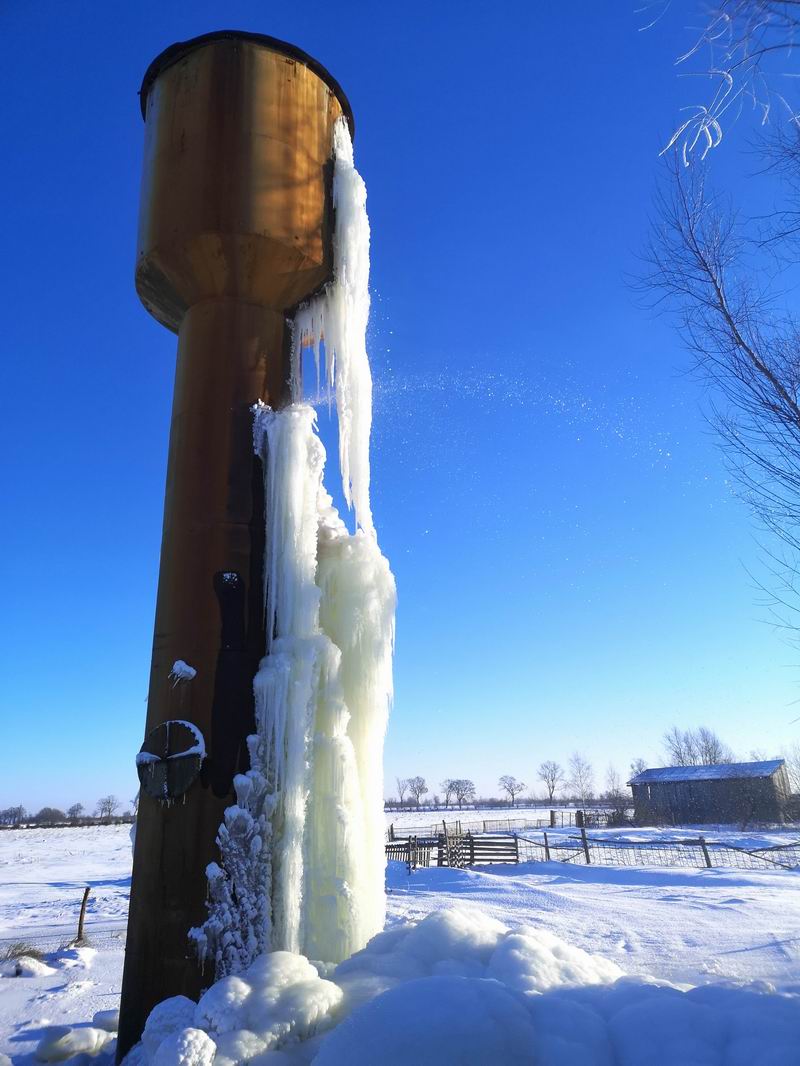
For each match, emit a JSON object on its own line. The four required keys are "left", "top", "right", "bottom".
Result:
{"left": 385, "top": 805, "right": 798, "bottom": 845}
{"left": 385, "top": 806, "right": 586, "bottom": 830}
{"left": 3, "top": 824, "right": 800, "bottom": 1063}
{"left": 386, "top": 860, "right": 800, "bottom": 990}
{"left": 0, "top": 827, "right": 130, "bottom": 945}
{"left": 0, "top": 828, "right": 129, "bottom": 1065}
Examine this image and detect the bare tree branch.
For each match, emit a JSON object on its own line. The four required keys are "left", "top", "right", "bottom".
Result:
{"left": 643, "top": 150, "right": 800, "bottom": 633}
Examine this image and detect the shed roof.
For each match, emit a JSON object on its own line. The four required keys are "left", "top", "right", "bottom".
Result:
{"left": 629, "top": 759, "right": 785, "bottom": 785}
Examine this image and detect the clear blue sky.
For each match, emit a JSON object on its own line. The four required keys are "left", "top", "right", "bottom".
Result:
{"left": 2, "top": 1, "right": 798, "bottom": 812}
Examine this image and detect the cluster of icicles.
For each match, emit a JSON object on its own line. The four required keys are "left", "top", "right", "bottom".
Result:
{"left": 189, "top": 118, "right": 396, "bottom": 973}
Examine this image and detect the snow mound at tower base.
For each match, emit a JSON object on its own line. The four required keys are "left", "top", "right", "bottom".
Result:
{"left": 127, "top": 907, "right": 800, "bottom": 1066}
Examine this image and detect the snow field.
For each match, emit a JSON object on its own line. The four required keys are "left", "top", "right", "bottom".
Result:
{"left": 0, "top": 826, "right": 131, "bottom": 944}
{"left": 385, "top": 860, "right": 800, "bottom": 991}
{"left": 4, "top": 828, "right": 800, "bottom": 1063}
{"left": 384, "top": 806, "right": 800, "bottom": 850}
{"left": 385, "top": 806, "right": 593, "bottom": 830}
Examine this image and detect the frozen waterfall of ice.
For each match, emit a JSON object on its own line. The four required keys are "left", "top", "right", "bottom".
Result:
{"left": 192, "top": 118, "right": 396, "bottom": 975}
{"left": 293, "top": 117, "right": 374, "bottom": 536}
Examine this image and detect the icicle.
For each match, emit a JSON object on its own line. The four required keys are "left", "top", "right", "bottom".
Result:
{"left": 292, "top": 118, "right": 374, "bottom": 535}
{"left": 197, "top": 115, "right": 395, "bottom": 972}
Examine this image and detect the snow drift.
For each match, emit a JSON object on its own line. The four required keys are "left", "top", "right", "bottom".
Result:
{"left": 124, "top": 907, "right": 800, "bottom": 1065}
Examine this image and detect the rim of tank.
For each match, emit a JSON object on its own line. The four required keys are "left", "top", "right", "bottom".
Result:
{"left": 139, "top": 30, "right": 355, "bottom": 137}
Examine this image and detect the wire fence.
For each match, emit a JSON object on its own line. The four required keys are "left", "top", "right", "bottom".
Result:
{"left": 386, "top": 827, "right": 800, "bottom": 872}
{"left": 386, "top": 809, "right": 628, "bottom": 841}
{"left": 516, "top": 832, "right": 800, "bottom": 871}
{"left": 0, "top": 883, "right": 129, "bottom": 956}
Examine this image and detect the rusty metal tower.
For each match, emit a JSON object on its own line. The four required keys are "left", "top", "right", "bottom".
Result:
{"left": 117, "top": 31, "right": 353, "bottom": 1058}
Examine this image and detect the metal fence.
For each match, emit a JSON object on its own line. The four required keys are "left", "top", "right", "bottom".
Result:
{"left": 386, "top": 826, "right": 800, "bottom": 872}
{"left": 386, "top": 809, "right": 627, "bottom": 842}
{"left": 517, "top": 831, "right": 800, "bottom": 871}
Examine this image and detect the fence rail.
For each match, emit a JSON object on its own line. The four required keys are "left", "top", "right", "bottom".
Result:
{"left": 386, "top": 827, "right": 800, "bottom": 873}
{"left": 386, "top": 830, "right": 518, "bottom": 871}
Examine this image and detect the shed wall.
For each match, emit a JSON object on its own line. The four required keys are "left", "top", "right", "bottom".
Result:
{"left": 633, "top": 774, "right": 786, "bottom": 825}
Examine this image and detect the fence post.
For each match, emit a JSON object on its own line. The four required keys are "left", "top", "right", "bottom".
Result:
{"left": 468, "top": 832, "right": 475, "bottom": 866}
{"left": 389, "top": 823, "right": 394, "bottom": 842}
{"left": 513, "top": 834, "right": 519, "bottom": 863}
{"left": 580, "top": 826, "right": 591, "bottom": 864}
{"left": 76, "top": 886, "right": 90, "bottom": 943}
{"left": 437, "top": 833, "right": 445, "bottom": 867}
{"left": 576, "top": 809, "right": 585, "bottom": 829}
{"left": 543, "top": 831, "right": 551, "bottom": 861}
{"left": 550, "top": 810, "right": 556, "bottom": 828}
{"left": 699, "top": 835, "right": 712, "bottom": 869}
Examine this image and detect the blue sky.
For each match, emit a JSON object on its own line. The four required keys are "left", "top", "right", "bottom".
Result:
{"left": 2, "top": 1, "right": 799, "bottom": 811}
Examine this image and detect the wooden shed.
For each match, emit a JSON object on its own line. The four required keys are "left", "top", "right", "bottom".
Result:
{"left": 628, "top": 759, "right": 791, "bottom": 825}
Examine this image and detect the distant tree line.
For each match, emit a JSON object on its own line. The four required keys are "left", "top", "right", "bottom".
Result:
{"left": 0, "top": 794, "right": 137, "bottom": 829}
{"left": 387, "top": 725, "right": 785, "bottom": 809}
{"left": 390, "top": 753, "right": 612, "bottom": 809}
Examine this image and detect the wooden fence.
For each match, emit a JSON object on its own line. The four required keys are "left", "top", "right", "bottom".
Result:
{"left": 386, "top": 831, "right": 518, "bottom": 871}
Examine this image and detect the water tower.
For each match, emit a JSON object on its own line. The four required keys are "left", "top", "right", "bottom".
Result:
{"left": 117, "top": 31, "right": 353, "bottom": 1057}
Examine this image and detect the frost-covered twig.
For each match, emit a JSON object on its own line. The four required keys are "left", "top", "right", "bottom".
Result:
{"left": 651, "top": 1, "right": 800, "bottom": 161}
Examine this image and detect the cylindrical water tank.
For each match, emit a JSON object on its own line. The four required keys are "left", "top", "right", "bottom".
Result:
{"left": 118, "top": 31, "right": 352, "bottom": 1059}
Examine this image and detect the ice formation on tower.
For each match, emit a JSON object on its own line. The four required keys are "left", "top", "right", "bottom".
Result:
{"left": 191, "top": 118, "right": 395, "bottom": 975}
{"left": 292, "top": 117, "right": 374, "bottom": 536}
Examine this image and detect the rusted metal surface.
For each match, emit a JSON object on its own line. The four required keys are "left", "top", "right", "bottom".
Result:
{"left": 135, "top": 35, "right": 343, "bottom": 331}
{"left": 138, "top": 30, "right": 354, "bottom": 134}
{"left": 137, "top": 721, "right": 204, "bottom": 802}
{"left": 118, "top": 32, "right": 348, "bottom": 1058}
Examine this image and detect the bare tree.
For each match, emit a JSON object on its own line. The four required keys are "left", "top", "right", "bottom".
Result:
{"left": 629, "top": 757, "right": 648, "bottom": 778}
{"left": 647, "top": 8, "right": 800, "bottom": 634}
{"left": 0, "top": 806, "right": 27, "bottom": 827}
{"left": 498, "top": 775, "right": 526, "bottom": 807}
{"left": 604, "top": 764, "right": 632, "bottom": 825}
{"left": 452, "top": 779, "right": 476, "bottom": 809}
{"left": 67, "top": 803, "right": 84, "bottom": 822}
{"left": 537, "top": 760, "right": 564, "bottom": 803}
{"left": 604, "top": 765, "right": 624, "bottom": 801}
{"left": 663, "top": 726, "right": 734, "bottom": 765}
{"left": 697, "top": 726, "right": 736, "bottom": 763}
{"left": 652, "top": 1, "right": 800, "bottom": 164}
{"left": 440, "top": 779, "right": 457, "bottom": 808}
{"left": 396, "top": 777, "right": 410, "bottom": 806}
{"left": 663, "top": 725, "right": 699, "bottom": 766}
{"left": 96, "top": 795, "right": 120, "bottom": 822}
{"left": 567, "top": 753, "right": 595, "bottom": 807}
{"left": 407, "top": 776, "right": 428, "bottom": 807}
{"left": 782, "top": 742, "right": 800, "bottom": 790}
